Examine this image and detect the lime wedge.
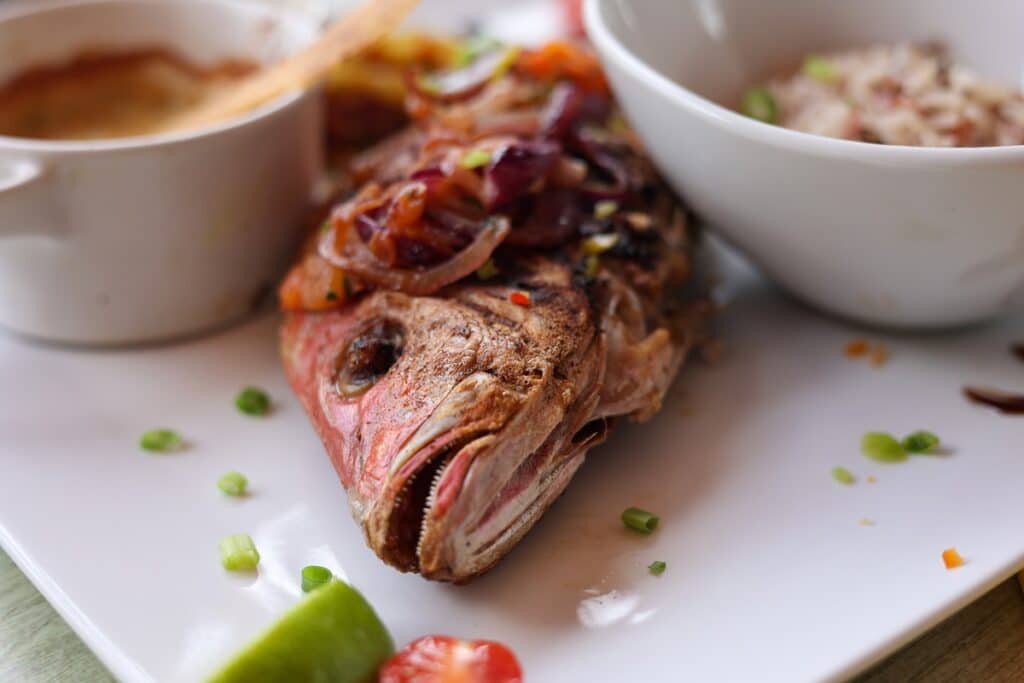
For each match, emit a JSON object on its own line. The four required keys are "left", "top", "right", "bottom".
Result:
{"left": 208, "top": 580, "right": 394, "bottom": 683}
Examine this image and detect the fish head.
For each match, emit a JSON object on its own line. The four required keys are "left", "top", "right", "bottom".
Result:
{"left": 281, "top": 262, "right": 609, "bottom": 581}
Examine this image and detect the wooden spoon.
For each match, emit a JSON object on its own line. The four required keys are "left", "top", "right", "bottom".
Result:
{"left": 163, "top": 0, "right": 420, "bottom": 133}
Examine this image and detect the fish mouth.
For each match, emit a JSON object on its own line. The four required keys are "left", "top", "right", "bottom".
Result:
{"left": 364, "top": 371, "right": 512, "bottom": 576}
{"left": 377, "top": 430, "right": 491, "bottom": 573}
{"left": 366, "top": 367, "right": 608, "bottom": 582}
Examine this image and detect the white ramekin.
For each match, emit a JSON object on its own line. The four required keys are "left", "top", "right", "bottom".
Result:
{"left": 0, "top": 0, "right": 324, "bottom": 344}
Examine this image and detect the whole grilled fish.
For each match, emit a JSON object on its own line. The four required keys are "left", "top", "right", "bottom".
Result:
{"left": 279, "top": 41, "right": 708, "bottom": 581}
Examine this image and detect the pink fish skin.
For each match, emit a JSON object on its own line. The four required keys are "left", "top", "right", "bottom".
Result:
{"left": 282, "top": 214, "right": 707, "bottom": 582}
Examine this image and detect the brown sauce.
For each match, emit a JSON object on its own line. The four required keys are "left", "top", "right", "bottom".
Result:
{"left": 0, "top": 49, "right": 258, "bottom": 140}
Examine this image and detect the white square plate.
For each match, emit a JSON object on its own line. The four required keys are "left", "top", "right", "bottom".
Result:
{"left": 3, "top": 243, "right": 1023, "bottom": 682}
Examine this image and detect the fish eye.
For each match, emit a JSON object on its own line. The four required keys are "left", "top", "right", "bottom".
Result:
{"left": 334, "top": 318, "right": 405, "bottom": 398}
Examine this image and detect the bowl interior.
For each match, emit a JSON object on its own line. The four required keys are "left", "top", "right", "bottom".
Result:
{"left": 597, "top": 0, "right": 1024, "bottom": 108}
{"left": 0, "top": 0, "right": 316, "bottom": 84}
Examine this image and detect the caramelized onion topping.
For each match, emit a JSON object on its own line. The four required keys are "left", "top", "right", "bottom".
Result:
{"left": 293, "top": 42, "right": 657, "bottom": 308}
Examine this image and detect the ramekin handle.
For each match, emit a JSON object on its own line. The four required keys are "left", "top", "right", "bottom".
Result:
{"left": 0, "top": 158, "right": 60, "bottom": 239}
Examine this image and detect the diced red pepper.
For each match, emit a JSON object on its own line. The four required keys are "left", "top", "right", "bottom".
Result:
{"left": 509, "top": 291, "right": 531, "bottom": 307}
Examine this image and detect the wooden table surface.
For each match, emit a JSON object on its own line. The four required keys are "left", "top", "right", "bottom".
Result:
{"left": 1, "top": 546, "right": 1021, "bottom": 682}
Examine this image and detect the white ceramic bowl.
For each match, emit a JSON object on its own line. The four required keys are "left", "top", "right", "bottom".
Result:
{"left": 585, "top": 0, "right": 1024, "bottom": 328}
{"left": 0, "top": 0, "right": 323, "bottom": 345}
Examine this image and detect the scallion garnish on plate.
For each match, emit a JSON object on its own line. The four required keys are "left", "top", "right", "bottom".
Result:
{"left": 860, "top": 432, "right": 907, "bottom": 463}
{"left": 301, "top": 565, "right": 333, "bottom": 593}
{"left": 219, "top": 533, "right": 260, "bottom": 571}
{"left": 862, "top": 430, "right": 942, "bottom": 462}
{"left": 902, "top": 430, "right": 940, "bottom": 454}
{"left": 648, "top": 560, "right": 667, "bottom": 576}
{"left": 621, "top": 507, "right": 659, "bottom": 534}
{"left": 139, "top": 428, "right": 183, "bottom": 452}
{"left": 235, "top": 386, "right": 270, "bottom": 416}
{"left": 831, "top": 467, "right": 856, "bottom": 485}
{"left": 218, "top": 471, "right": 248, "bottom": 497}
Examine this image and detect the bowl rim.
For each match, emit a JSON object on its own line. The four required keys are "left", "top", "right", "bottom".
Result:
{"left": 0, "top": 0, "right": 318, "bottom": 153}
{"left": 583, "top": 0, "right": 1024, "bottom": 164}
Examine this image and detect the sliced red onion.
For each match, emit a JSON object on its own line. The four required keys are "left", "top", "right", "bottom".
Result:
{"left": 541, "top": 83, "right": 612, "bottom": 141}
{"left": 350, "top": 201, "right": 478, "bottom": 269}
{"left": 392, "top": 235, "right": 448, "bottom": 267}
{"left": 504, "top": 189, "right": 585, "bottom": 248}
{"left": 470, "top": 110, "right": 543, "bottom": 139}
{"left": 541, "top": 83, "right": 584, "bottom": 139}
{"left": 409, "top": 166, "right": 446, "bottom": 182}
{"left": 482, "top": 140, "right": 561, "bottom": 208}
{"left": 578, "top": 92, "right": 613, "bottom": 127}
{"left": 351, "top": 127, "right": 424, "bottom": 185}
{"left": 570, "top": 125, "right": 645, "bottom": 200}
{"left": 406, "top": 48, "right": 518, "bottom": 104}
{"left": 320, "top": 216, "right": 510, "bottom": 295}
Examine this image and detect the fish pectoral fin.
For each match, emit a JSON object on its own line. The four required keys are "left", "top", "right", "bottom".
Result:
{"left": 598, "top": 326, "right": 679, "bottom": 421}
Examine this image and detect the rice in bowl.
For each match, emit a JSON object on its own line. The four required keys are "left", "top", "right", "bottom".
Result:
{"left": 740, "top": 44, "right": 1024, "bottom": 147}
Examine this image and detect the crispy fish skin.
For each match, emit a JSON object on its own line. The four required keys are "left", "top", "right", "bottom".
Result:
{"left": 281, "top": 213, "right": 707, "bottom": 582}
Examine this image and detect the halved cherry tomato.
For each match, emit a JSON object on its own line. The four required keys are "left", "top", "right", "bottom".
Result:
{"left": 378, "top": 635, "right": 523, "bottom": 683}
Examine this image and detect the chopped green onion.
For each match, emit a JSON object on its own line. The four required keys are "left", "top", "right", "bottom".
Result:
{"left": 621, "top": 507, "right": 659, "bottom": 534}
{"left": 802, "top": 55, "right": 839, "bottom": 83}
{"left": 476, "top": 258, "right": 499, "bottom": 280}
{"left": 582, "top": 233, "right": 619, "bottom": 255}
{"left": 219, "top": 533, "right": 260, "bottom": 571}
{"left": 301, "top": 565, "right": 334, "bottom": 593}
{"left": 861, "top": 432, "right": 908, "bottom": 463}
{"left": 648, "top": 560, "right": 667, "bottom": 576}
{"left": 582, "top": 254, "right": 601, "bottom": 279}
{"left": 320, "top": 220, "right": 331, "bottom": 233}
{"left": 218, "top": 471, "right": 248, "bottom": 497}
{"left": 139, "top": 428, "right": 182, "bottom": 452}
{"left": 741, "top": 88, "right": 778, "bottom": 124}
{"left": 325, "top": 291, "right": 338, "bottom": 302}
{"left": 902, "top": 430, "right": 940, "bottom": 454}
{"left": 491, "top": 47, "right": 521, "bottom": 81}
{"left": 455, "top": 35, "right": 503, "bottom": 66}
{"left": 606, "top": 113, "right": 629, "bottom": 134}
{"left": 594, "top": 200, "right": 619, "bottom": 220}
{"left": 342, "top": 276, "right": 354, "bottom": 299}
{"left": 415, "top": 73, "right": 442, "bottom": 96}
{"left": 459, "top": 148, "right": 492, "bottom": 170}
{"left": 831, "top": 466, "right": 856, "bottom": 485}
{"left": 235, "top": 386, "right": 270, "bottom": 416}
